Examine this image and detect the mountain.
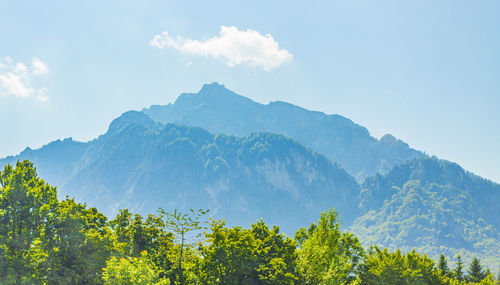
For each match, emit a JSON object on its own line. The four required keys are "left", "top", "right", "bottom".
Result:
{"left": 351, "top": 157, "right": 500, "bottom": 269}
{"left": 2, "top": 83, "right": 499, "bottom": 269}
{"left": 143, "top": 83, "right": 424, "bottom": 181}
{"left": 0, "top": 111, "right": 361, "bottom": 234}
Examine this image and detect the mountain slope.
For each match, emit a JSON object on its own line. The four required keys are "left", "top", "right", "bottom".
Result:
{"left": 351, "top": 157, "right": 500, "bottom": 269}
{"left": 0, "top": 111, "right": 361, "bottom": 233}
{"left": 2, "top": 84, "right": 498, "bottom": 269}
{"left": 143, "top": 83, "right": 424, "bottom": 181}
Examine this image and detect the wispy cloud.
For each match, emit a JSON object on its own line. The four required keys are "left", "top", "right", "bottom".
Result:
{"left": 0, "top": 57, "right": 49, "bottom": 101}
{"left": 32, "top": 57, "right": 49, "bottom": 75}
{"left": 150, "top": 26, "right": 292, "bottom": 71}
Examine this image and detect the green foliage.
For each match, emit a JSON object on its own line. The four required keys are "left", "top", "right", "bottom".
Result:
{"left": 0, "top": 161, "right": 118, "bottom": 283}
{"left": 110, "top": 209, "right": 170, "bottom": 258}
{"left": 438, "top": 254, "right": 450, "bottom": 277}
{"left": 353, "top": 177, "right": 500, "bottom": 271}
{"left": 0, "top": 161, "right": 497, "bottom": 285}
{"left": 356, "top": 247, "right": 442, "bottom": 284}
{"left": 296, "top": 209, "right": 365, "bottom": 284}
{"left": 109, "top": 209, "right": 176, "bottom": 282}
{"left": 43, "top": 198, "right": 117, "bottom": 284}
{"left": 455, "top": 255, "right": 465, "bottom": 281}
{"left": 0, "top": 161, "right": 58, "bottom": 283}
{"left": 466, "top": 257, "right": 487, "bottom": 283}
{"left": 159, "top": 208, "right": 208, "bottom": 285}
{"left": 198, "top": 219, "right": 298, "bottom": 284}
{"left": 102, "top": 251, "right": 167, "bottom": 285}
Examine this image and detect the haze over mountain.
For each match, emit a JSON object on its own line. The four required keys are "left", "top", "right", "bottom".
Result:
{"left": 0, "top": 111, "right": 361, "bottom": 234}
{"left": 351, "top": 157, "right": 500, "bottom": 269}
{"left": 1, "top": 83, "right": 499, "bottom": 269}
{"left": 143, "top": 83, "right": 424, "bottom": 181}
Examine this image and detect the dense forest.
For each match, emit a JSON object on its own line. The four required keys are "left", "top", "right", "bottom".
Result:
{"left": 0, "top": 160, "right": 497, "bottom": 284}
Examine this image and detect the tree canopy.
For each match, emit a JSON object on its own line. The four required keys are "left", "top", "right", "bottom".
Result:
{"left": 0, "top": 161, "right": 497, "bottom": 284}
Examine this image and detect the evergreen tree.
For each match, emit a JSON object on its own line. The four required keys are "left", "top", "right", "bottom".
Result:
{"left": 437, "top": 254, "right": 449, "bottom": 277}
{"left": 466, "top": 257, "right": 486, "bottom": 283}
{"left": 454, "top": 255, "right": 464, "bottom": 281}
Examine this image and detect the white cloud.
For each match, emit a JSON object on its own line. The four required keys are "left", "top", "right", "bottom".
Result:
{"left": 32, "top": 57, "right": 49, "bottom": 75}
{"left": 14, "top": 63, "right": 28, "bottom": 73}
{"left": 0, "top": 72, "right": 34, "bottom": 97}
{"left": 150, "top": 26, "right": 292, "bottom": 70}
{"left": 0, "top": 57, "right": 49, "bottom": 100}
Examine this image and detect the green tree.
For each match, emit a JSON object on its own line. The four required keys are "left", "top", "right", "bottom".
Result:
{"left": 102, "top": 251, "right": 168, "bottom": 285}
{"left": 199, "top": 219, "right": 298, "bottom": 284}
{"left": 296, "top": 209, "right": 365, "bottom": 284}
{"left": 110, "top": 210, "right": 169, "bottom": 257}
{"left": 44, "top": 198, "right": 118, "bottom": 284}
{"left": 0, "top": 161, "right": 58, "bottom": 283}
{"left": 438, "top": 254, "right": 450, "bottom": 277}
{"left": 356, "top": 247, "right": 441, "bottom": 284}
{"left": 159, "top": 208, "right": 208, "bottom": 285}
{"left": 454, "top": 255, "right": 465, "bottom": 281}
{"left": 251, "top": 220, "right": 298, "bottom": 284}
{"left": 110, "top": 209, "right": 175, "bottom": 282}
{"left": 199, "top": 219, "right": 255, "bottom": 284}
{"left": 466, "top": 257, "right": 486, "bottom": 283}
{"left": 109, "top": 209, "right": 133, "bottom": 247}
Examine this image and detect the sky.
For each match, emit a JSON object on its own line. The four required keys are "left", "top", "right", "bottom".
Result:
{"left": 1, "top": 0, "right": 499, "bottom": 183}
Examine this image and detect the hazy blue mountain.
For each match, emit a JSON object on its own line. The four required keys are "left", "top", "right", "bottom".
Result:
{"left": 1, "top": 138, "right": 88, "bottom": 187}
{"left": 351, "top": 157, "right": 500, "bottom": 270}
{"left": 2, "top": 84, "right": 498, "bottom": 269}
{"left": 143, "top": 83, "right": 424, "bottom": 181}
{"left": 0, "top": 111, "right": 361, "bottom": 234}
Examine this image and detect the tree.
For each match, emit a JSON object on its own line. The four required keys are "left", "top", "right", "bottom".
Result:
{"left": 110, "top": 210, "right": 169, "bottom": 257}
{"left": 251, "top": 220, "right": 298, "bottom": 284}
{"left": 159, "top": 208, "right": 208, "bottom": 285}
{"left": 45, "top": 198, "right": 118, "bottom": 284}
{"left": 199, "top": 219, "right": 298, "bottom": 284}
{"left": 356, "top": 247, "right": 441, "bottom": 284}
{"left": 199, "top": 219, "right": 256, "bottom": 284}
{"left": 438, "top": 254, "right": 449, "bottom": 277}
{"left": 110, "top": 209, "right": 175, "bottom": 282}
{"left": 109, "top": 209, "right": 133, "bottom": 246}
{"left": 102, "top": 251, "right": 168, "bottom": 285}
{"left": 454, "top": 255, "right": 464, "bottom": 281}
{"left": 296, "top": 209, "right": 365, "bottom": 284}
{"left": 466, "top": 257, "right": 486, "bottom": 283}
{"left": 0, "top": 161, "right": 58, "bottom": 283}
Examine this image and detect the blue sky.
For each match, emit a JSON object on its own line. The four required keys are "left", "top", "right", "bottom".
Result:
{"left": 1, "top": 0, "right": 499, "bottom": 182}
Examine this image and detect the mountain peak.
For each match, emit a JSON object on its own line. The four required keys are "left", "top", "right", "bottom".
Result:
{"left": 106, "top": 111, "right": 157, "bottom": 135}
{"left": 196, "top": 82, "right": 242, "bottom": 99}
{"left": 172, "top": 83, "right": 256, "bottom": 107}
{"left": 199, "top": 82, "right": 227, "bottom": 93}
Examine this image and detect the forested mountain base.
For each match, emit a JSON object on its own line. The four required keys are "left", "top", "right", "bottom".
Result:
{"left": 352, "top": 158, "right": 500, "bottom": 271}
{"left": 0, "top": 161, "right": 497, "bottom": 284}
{"left": 2, "top": 86, "right": 498, "bottom": 273}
